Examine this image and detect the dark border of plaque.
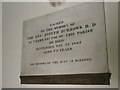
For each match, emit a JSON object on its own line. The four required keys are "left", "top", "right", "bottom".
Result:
{"left": 20, "top": 73, "right": 111, "bottom": 85}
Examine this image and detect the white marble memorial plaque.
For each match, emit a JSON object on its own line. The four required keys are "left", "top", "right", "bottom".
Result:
{"left": 21, "top": 2, "right": 109, "bottom": 76}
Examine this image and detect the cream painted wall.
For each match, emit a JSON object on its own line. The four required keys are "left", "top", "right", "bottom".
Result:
{"left": 2, "top": 2, "right": 118, "bottom": 88}
{"left": 0, "top": 1, "right": 2, "bottom": 89}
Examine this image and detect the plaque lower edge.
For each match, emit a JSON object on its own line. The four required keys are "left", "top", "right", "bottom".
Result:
{"left": 20, "top": 73, "right": 111, "bottom": 85}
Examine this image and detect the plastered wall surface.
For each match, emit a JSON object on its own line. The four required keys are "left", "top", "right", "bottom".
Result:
{"left": 0, "top": 1, "right": 2, "bottom": 89}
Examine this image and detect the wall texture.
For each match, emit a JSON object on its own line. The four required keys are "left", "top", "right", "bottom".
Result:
{"left": 0, "top": 1, "right": 2, "bottom": 89}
